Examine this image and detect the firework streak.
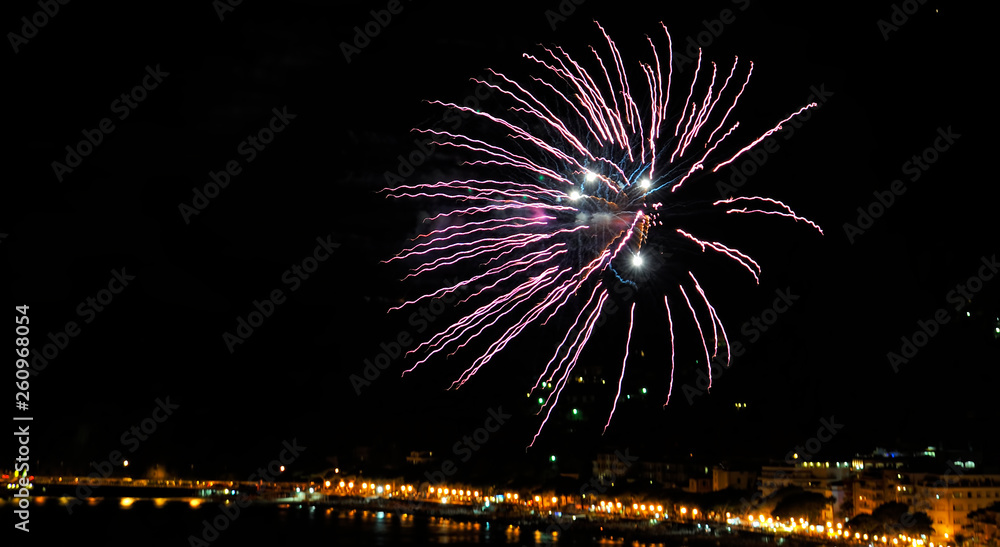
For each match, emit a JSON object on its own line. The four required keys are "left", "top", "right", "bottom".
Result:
{"left": 383, "top": 22, "right": 822, "bottom": 446}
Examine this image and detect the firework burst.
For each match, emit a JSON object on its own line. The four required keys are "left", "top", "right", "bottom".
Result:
{"left": 383, "top": 22, "right": 822, "bottom": 445}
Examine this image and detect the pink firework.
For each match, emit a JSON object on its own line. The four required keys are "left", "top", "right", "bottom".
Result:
{"left": 384, "top": 22, "right": 821, "bottom": 445}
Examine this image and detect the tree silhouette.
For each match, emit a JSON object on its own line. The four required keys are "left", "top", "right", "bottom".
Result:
{"left": 771, "top": 491, "right": 833, "bottom": 522}
{"left": 849, "top": 502, "right": 934, "bottom": 537}
{"left": 847, "top": 513, "right": 880, "bottom": 534}
{"left": 873, "top": 502, "right": 910, "bottom": 529}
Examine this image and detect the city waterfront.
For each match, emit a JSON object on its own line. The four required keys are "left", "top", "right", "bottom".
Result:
{"left": 3, "top": 473, "right": 949, "bottom": 547}
{"left": 4, "top": 494, "right": 842, "bottom": 547}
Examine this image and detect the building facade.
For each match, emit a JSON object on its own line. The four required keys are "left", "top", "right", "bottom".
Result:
{"left": 911, "top": 474, "right": 1000, "bottom": 545}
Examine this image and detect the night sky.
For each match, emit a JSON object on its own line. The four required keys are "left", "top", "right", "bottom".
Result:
{"left": 5, "top": 1, "right": 995, "bottom": 481}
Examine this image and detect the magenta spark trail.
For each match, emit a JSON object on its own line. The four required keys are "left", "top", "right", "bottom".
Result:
{"left": 383, "top": 22, "right": 821, "bottom": 445}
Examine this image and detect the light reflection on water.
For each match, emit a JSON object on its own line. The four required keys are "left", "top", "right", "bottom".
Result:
{"left": 14, "top": 498, "right": 718, "bottom": 547}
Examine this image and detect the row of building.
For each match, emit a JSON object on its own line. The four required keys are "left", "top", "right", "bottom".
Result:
{"left": 590, "top": 447, "right": 1000, "bottom": 546}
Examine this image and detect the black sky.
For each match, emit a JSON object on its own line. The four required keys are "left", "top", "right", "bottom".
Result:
{"left": 5, "top": 1, "right": 995, "bottom": 479}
